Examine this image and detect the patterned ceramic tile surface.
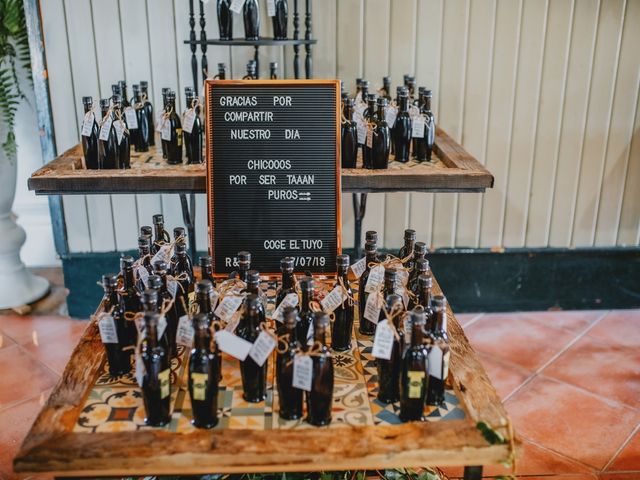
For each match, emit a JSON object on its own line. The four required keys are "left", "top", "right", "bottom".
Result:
{"left": 75, "top": 282, "right": 465, "bottom": 432}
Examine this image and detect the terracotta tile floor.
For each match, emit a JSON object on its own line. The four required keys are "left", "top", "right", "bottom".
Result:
{"left": 1, "top": 308, "right": 639, "bottom": 479}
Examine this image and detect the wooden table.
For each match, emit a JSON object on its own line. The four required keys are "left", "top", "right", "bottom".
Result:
{"left": 13, "top": 277, "right": 518, "bottom": 479}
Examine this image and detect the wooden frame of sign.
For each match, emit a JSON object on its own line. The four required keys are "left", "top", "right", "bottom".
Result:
{"left": 204, "top": 79, "right": 342, "bottom": 278}
{"left": 14, "top": 275, "right": 518, "bottom": 477}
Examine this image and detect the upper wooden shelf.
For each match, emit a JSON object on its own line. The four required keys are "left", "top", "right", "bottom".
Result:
{"left": 28, "top": 128, "right": 493, "bottom": 195}
{"left": 184, "top": 38, "right": 318, "bottom": 47}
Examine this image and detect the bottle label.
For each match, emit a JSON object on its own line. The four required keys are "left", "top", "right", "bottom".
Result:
{"left": 412, "top": 116, "right": 425, "bottom": 138}
{"left": 176, "top": 128, "right": 183, "bottom": 146}
{"left": 156, "top": 114, "right": 165, "bottom": 132}
{"left": 320, "top": 285, "right": 347, "bottom": 314}
{"left": 191, "top": 372, "right": 208, "bottom": 401}
{"left": 398, "top": 287, "right": 409, "bottom": 309}
{"left": 230, "top": 0, "right": 245, "bottom": 14}
{"left": 428, "top": 345, "right": 443, "bottom": 379}
{"left": 385, "top": 105, "right": 397, "bottom": 128}
{"left": 98, "top": 117, "right": 113, "bottom": 141}
{"left": 350, "top": 257, "right": 367, "bottom": 279}
{"left": 266, "top": 0, "right": 276, "bottom": 16}
{"left": 271, "top": 292, "right": 298, "bottom": 322}
{"left": 161, "top": 118, "right": 171, "bottom": 141}
{"left": 98, "top": 313, "right": 118, "bottom": 344}
{"left": 408, "top": 370, "right": 425, "bottom": 398}
{"left": 151, "top": 244, "right": 172, "bottom": 267}
{"left": 176, "top": 315, "right": 195, "bottom": 347}
{"left": 158, "top": 315, "right": 168, "bottom": 339}
{"left": 443, "top": 350, "right": 450, "bottom": 380}
{"left": 363, "top": 292, "right": 381, "bottom": 323}
{"left": 135, "top": 352, "right": 145, "bottom": 387}
{"left": 182, "top": 109, "right": 196, "bottom": 133}
{"left": 124, "top": 106, "right": 138, "bottom": 129}
{"left": 167, "top": 279, "right": 178, "bottom": 299}
{"left": 113, "top": 119, "right": 125, "bottom": 145}
{"left": 81, "top": 112, "right": 95, "bottom": 137}
{"left": 403, "top": 319, "right": 412, "bottom": 346}
{"left": 135, "top": 265, "right": 149, "bottom": 287}
{"left": 292, "top": 354, "right": 313, "bottom": 392}
{"left": 214, "top": 330, "right": 252, "bottom": 361}
{"left": 159, "top": 368, "right": 171, "bottom": 399}
{"left": 214, "top": 295, "right": 243, "bottom": 321}
{"left": 356, "top": 120, "right": 367, "bottom": 144}
{"left": 248, "top": 330, "right": 277, "bottom": 366}
{"left": 372, "top": 319, "right": 394, "bottom": 360}
{"left": 366, "top": 126, "right": 374, "bottom": 148}
{"left": 395, "top": 269, "right": 409, "bottom": 287}
{"left": 365, "top": 265, "right": 385, "bottom": 293}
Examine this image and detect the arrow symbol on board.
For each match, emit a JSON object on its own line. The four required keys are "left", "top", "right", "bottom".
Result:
{"left": 299, "top": 197, "right": 311, "bottom": 201}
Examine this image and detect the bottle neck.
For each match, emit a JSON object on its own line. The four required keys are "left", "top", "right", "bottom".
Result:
{"left": 301, "top": 289, "right": 312, "bottom": 311}
{"left": 146, "top": 324, "right": 158, "bottom": 348}
{"left": 423, "top": 96, "right": 432, "bottom": 111}
{"left": 314, "top": 326, "right": 327, "bottom": 344}
{"left": 384, "top": 277, "right": 396, "bottom": 294}
{"left": 194, "top": 329, "right": 210, "bottom": 350}
{"left": 399, "top": 96, "right": 408, "bottom": 111}
{"left": 143, "top": 299, "right": 158, "bottom": 313}
{"left": 337, "top": 266, "right": 349, "bottom": 282}
{"left": 201, "top": 265, "right": 213, "bottom": 279}
{"left": 238, "top": 264, "right": 250, "bottom": 281}
{"left": 419, "top": 287, "right": 431, "bottom": 307}
{"left": 101, "top": 106, "right": 109, "bottom": 118}
{"left": 377, "top": 105, "right": 385, "bottom": 119}
{"left": 196, "top": 292, "right": 212, "bottom": 313}
{"left": 365, "top": 252, "right": 377, "bottom": 268}
{"left": 84, "top": 103, "right": 93, "bottom": 113}
{"left": 122, "top": 267, "right": 136, "bottom": 289}
{"left": 281, "top": 271, "right": 294, "bottom": 289}
{"left": 104, "top": 288, "right": 119, "bottom": 306}
{"left": 247, "top": 282, "right": 259, "bottom": 295}
{"left": 434, "top": 308, "right": 447, "bottom": 333}
{"left": 411, "top": 323, "right": 424, "bottom": 346}
{"left": 153, "top": 224, "right": 165, "bottom": 243}
{"left": 404, "top": 239, "right": 415, "bottom": 253}
{"left": 139, "top": 246, "right": 150, "bottom": 258}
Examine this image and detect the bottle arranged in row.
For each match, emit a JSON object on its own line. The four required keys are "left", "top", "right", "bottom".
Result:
{"left": 216, "top": 0, "right": 288, "bottom": 42}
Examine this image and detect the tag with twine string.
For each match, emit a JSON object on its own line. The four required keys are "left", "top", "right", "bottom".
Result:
{"left": 98, "top": 109, "right": 113, "bottom": 141}
{"left": 182, "top": 97, "right": 200, "bottom": 133}
{"left": 124, "top": 106, "right": 138, "bottom": 129}
{"left": 248, "top": 323, "right": 278, "bottom": 366}
{"left": 81, "top": 110, "right": 95, "bottom": 137}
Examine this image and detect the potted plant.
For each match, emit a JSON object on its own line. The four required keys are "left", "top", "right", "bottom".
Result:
{"left": 0, "top": 0, "right": 48, "bottom": 309}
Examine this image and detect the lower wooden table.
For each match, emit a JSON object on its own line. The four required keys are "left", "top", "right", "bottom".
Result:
{"left": 14, "top": 277, "right": 518, "bottom": 479}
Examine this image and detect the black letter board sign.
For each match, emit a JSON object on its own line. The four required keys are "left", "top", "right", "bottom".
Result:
{"left": 205, "top": 80, "right": 341, "bottom": 276}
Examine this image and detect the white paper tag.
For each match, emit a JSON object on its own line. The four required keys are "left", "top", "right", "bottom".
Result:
{"left": 372, "top": 319, "right": 395, "bottom": 360}
{"left": 428, "top": 345, "right": 443, "bottom": 379}
{"left": 136, "top": 265, "right": 149, "bottom": 287}
{"left": 365, "top": 265, "right": 385, "bottom": 293}
{"left": 113, "top": 119, "right": 125, "bottom": 145}
{"left": 161, "top": 118, "right": 171, "bottom": 141}
{"left": 355, "top": 91, "right": 363, "bottom": 105}
{"left": 443, "top": 350, "right": 450, "bottom": 380}
{"left": 176, "top": 315, "right": 194, "bottom": 347}
{"left": 215, "top": 330, "right": 252, "bottom": 360}
{"left": 404, "top": 319, "right": 412, "bottom": 346}
{"left": 412, "top": 116, "right": 425, "bottom": 138}
{"left": 151, "top": 244, "right": 172, "bottom": 267}
{"left": 306, "top": 322, "right": 314, "bottom": 345}
{"left": 182, "top": 109, "right": 196, "bottom": 133}
{"left": 135, "top": 352, "right": 145, "bottom": 387}
{"left": 81, "top": 111, "right": 95, "bottom": 137}
{"left": 157, "top": 315, "right": 168, "bottom": 339}
{"left": 124, "top": 106, "right": 138, "bottom": 129}
{"left": 356, "top": 121, "right": 367, "bottom": 144}
{"left": 167, "top": 279, "right": 178, "bottom": 299}
{"left": 272, "top": 292, "right": 298, "bottom": 322}
{"left": 320, "top": 286, "right": 347, "bottom": 314}
{"left": 214, "top": 295, "right": 243, "bottom": 321}
{"left": 248, "top": 331, "right": 277, "bottom": 366}
{"left": 99, "top": 116, "right": 113, "bottom": 141}
{"left": 98, "top": 313, "right": 118, "bottom": 344}
{"left": 350, "top": 257, "right": 367, "bottom": 279}
{"left": 366, "top": 126, "right": 373, "bottom": 148}
{"left": 266, "top": 0, "right": 276, "bottom": 16}
{"left": 225, "top": 314, "right": 240, "bottom": 333}
{"left": 400, "top": 287, "right": 409, "bottom": 309}
{"left": 155, "top": 114, "right": 164, "bottom": 132}
{"left": 292, "top": 354, "right": 313, "bottom": 391}
{"left": 385, "top": 105, "right": 397, "bottom": 127}
{"left": 229, "top": 0, "right": 245, "bottom": 14}
{"left": 363, "top": 293, "right": 381, "bottom": 324}
{"left": 396, "top": 269, "right": 409, "bottom": 287}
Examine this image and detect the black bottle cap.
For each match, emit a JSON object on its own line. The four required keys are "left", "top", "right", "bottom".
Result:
{"left": 313, "top": 312, "right": 330, "bottom": 329}
{"left": 192, "top": 313, "right": 210, "bottom": 330}
{"left": 184, "top": 86, "right": 194, "bottom": 94}
{"left": 142, "top": 288, "right": 158, "bottom": 305}
{"left": 398, "top": 89, "right": 409, "bottom": 99}
{"left": 99, "top": 98, "right": 110, "bottom": 109}
{"left": 415, "top": 258, "right": 430, "bottom": 273}
{"left": 218, "top": 62, "right": 226, "bottom": 70}
{"left": 173, "top": 227, "right": 186, "bottom": 241}
{"left": 120, "top": 255, "right": 134, "bottom": 269}
{"left": 82, "top": 96, "right": 93, "bottom": 105}
{"left": 138, "top": 235, "right": 150, "bottom": 248}
{"left": 199, "top": 255, "right": 212, "bottom": 267}
{"left": 360, "top": 79, "right": 370, "bottom": 88}
{"left": 383, "top": 75, "right": 391, "bottom": 84}
{"left": 147, "top": 275, "right": 162, "bottom": 290}
{"left": 161, "top": 87, "right": 171, "bottom": 95}
{"left": 283, "top": 306, "right": 299, "bottom": 328}
{"left": 418, "top": 86, "right": 426, "bottom": 95}
{"left": 384, "top": 268, "right": 397, "bottom": 281}
{"left": 111, "top": 84, "right": 120, "bottom": 95}
{"left": 132, "top": 84, "right": 140, "bottom": 93}
{"left": 140, "top": 225, "right": 153, "bottom": 236}
{"left": 102, "top": 274, "right": 118, "bottom": 288}
{"left": 404, "top": 229, "right": 416, "bottom": 241}
{"left": 376, "top": 97, "right": 388, "bottom": 107}
{"left": 270, "top": 61, "right": 278, "bottom": 69}
{"left": 418, "top": 274, "right": 432, "bottom": 289}
{"left": 152, "top": 214, "right": 164, "bottom": 225}
{"left": 153, "top": 260, "right": 169, "bottom": 274}
{"left": 111, "top": 94, "right": 122, "bottom": 106}
{"left": 247, "top": 270, "right": 260, "bottom": 284}
{"left": 195, "top": 280, "right": 213, "bottom": 294}
{"left": 238, "top": 251, "right": 251, "bottom": 264}
{"left": 140, "top": 80, "right": 148, "bottom": 88}
{"left": 175, "top": 242, "right": 187, "bottom": 254}
{"left": 403, "top": 74, "right": 410, "bottom": 83}
{"left": 366, "top": 93, "right": 377, "bottom": 102}
{"left": 356, "top": 78, "right": 363, "bottom": 86}
{"left": 364, "top": 240, "right": 377, "bottom": 253}
{"left": 118, "top": 80, "right": 127, "bottom": 89}
{"left": 414, "top": 241, "right": 428, "bottom": 255}
{"left": 410, "top": 307, "right": 426, "bottom": 326}
{"left": 365, "top": 230, "right": 378, "bottom": 243}
{"left": 280, "top": 257, "right": 294, "bottom": 272}
{"left": 336, "top": 254, "right": 350, "bottom": 267}
{"left": 299, "top": 276, "right": 314, "bottom": 291}
{"left": 432, "top": 295, "right": 447, "bottom": 310}
{"left": 167, "top": 91, "right": 176, "bottom": 101}
{"left": 346, "top": 98, "right": 355, "bottom": 107}
{"left": 423, "top": 89, "right": 432, "bottom": 97}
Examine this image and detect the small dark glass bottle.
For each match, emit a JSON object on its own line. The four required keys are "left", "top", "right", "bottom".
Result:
{"left": 141, "top": 312, "right": 172, "bottom": 426}
{"left": 417, "top": 274, "right": 435, "bottom": 331}
{"left": 355, "top": 78, "right": 363, "bottom": 97}
{"left": 171, "top": 242, "right": 194, "bottom": 319}
{"left": 276, "top": 307, "right": 303, "bottom": 420}
{"left": 164, "top": 91, "right": 183, "bottom": 165}
{"left": 183, "top": 87, "right": 203, "bottom": 164}
{"left": 160, "top": 87, "right": 170, "bottom": 159}
{"left": 331, "top": 254, "right": 354, "bottom": 351}
{"left": 245, "top": 270, "right": 266, "bottom": 323}
{"left": 217, "top": 0, "right": 233, "bottom": 40}
{"left": 236, "top": 251, "right": 251, "bottom": 282}
{"left": 100, "top": 274, "right": 131, "bottom": 376}
{"left": 183, "top": 87, "right": 194, "bottom": 164}
{"left": 422, "top": 89, "right": 436, "bottom": 162}
{"left": 118, "top": 80, "right": 130, "bottom": 108}
{"left": 120, "top": 255, "right": 141, "bottom": 346}
{"left": 275, "top": 257, "right": 296, "bottom": 308}
{"left": 362, "top": 93, "right": 378, "bottom": 169}
{"left": 213, "top": 62, "right": 227, "bottom": 79}
{"left": 359, "top": 80, "right": 370, "bottom": 105}
{"left": 189, "top": 313, "right": 220, "bottom": 428}
{"left": 426, "top": 295, "right": 450, "bottom": 407}
{"left": 399, "top": 229, "right": 416, "bottom": 263}
{"left": 358, "top": 241, "right": 379, "bottom": 336}
{"left": 152, "top": 214, "right": 170, "bottom": 253}
{"left": 409, "top": 258, "right": 431, "bottom": 293}
{"left": 194, "top": 280, "right": 221, "bottom": 380}
{"left": 306, "top": 313, "right": 334, "bottom": 426}
{"left": 394, "top": 90, "right": 412, "bottom": 162}
{"left": 140, "top": 225, "right": 153, "bottom": 239}
{"left": 172, "top": 227, "right": 194, "bottom": 274}
{"left": 371, "top": 97, "right": 391, "bottom": 170}
{"left": 98, "top": 98, "right": 118, "bottom": 170}
{"left": 131, "top": 84, "right": 149, "bottom": 152}
{"left": 237, "top": 293, "right": 267, "bottom": 402}
{"left": 243, "top": 0, "right": 260, "bottom": 40}
{"left": 407, "top": 241, "right": 428, "bottom": 288}
{"left": 377, "top": 268, "right": 398, "bottom": 325}
{"left": 273, "top": 0, "right": 288, "bottom": 39}
{"left": 341, "top": 98, "right": 358, "bottom": 168}
{"left": 400, "top": 309, "right": 429, "bottom": 422}
{"left": 269, "top": 61, "right": 279, "bottom": 79}
{"left": 141, "top": 287, "right": 171, "bottom": 355}
{"left": 406, "top": 76, "right": 417, "bottom": 102}
{"left": 376, "top": 294, "right": 405, "bottom": 404}
{"left": 81, "top": 96, "right": 99, "bottom": 169}
{"left": 139, "top": 81, "right": 155, "bottom": 147}
{"left": 152, "top": 260, "right": 179, "bottom": 358}
{"left": 137, "top": 235, "right": 153, "bottom": 278}
{"left": 381, "top": 76, "right": 391, "bottom": 100}
{"left": 111, "top": 95, "right": 131, "bottom": 169}
{"left": 199, "top": 256, "right": 216, "bottom": 288}
{"left": 297, "top": 276, "right": 315, "bottom": 347}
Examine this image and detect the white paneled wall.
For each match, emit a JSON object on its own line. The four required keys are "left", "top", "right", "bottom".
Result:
{"left": 36, "top": 0, "right": 639, "bottom": 256}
